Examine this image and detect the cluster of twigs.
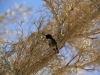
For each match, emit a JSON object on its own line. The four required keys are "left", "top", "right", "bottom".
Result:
{"left": 0, "top": 0, "right": 100, "bottom": 75}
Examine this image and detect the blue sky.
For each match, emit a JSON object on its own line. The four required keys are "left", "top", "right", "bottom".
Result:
{"left": 0, "top": 0, "right": 44, "bottom": 14}
{"left": 0, "top": 0, "right": 45, "bottom": 41}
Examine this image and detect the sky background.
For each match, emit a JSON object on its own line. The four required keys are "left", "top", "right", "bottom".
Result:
{"left": 0, "top": 0, "right": 45, "bottom": 41}
{"left": 0, "top": 0, "right": 44, "bottom": 14}
{"left": 0, "top": 0, "right": 100, "bottom": 75}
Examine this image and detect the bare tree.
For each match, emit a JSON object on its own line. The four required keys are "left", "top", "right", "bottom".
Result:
{"left": 0, "top": 0, "right": 100, "bottom": 75}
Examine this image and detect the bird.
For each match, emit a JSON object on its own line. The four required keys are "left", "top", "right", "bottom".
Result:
{"left": 45, "top": 34, "right": 59, "bottom": 53}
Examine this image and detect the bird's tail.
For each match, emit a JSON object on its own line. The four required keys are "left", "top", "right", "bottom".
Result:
{"left": 53, "top": 45, "right": 59, "bottom": 53}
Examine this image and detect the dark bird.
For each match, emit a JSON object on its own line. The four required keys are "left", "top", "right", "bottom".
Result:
{"left": 45, "top": 34, "right": 59, "bottom": 53}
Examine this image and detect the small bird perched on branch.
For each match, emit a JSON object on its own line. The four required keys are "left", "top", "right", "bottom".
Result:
{"left": 45, "top": 34, "right": 59, "bottom": 53}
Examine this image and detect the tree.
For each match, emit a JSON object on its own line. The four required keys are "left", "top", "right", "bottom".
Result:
{"left": 0, "top": 0, "right": 100, "bottom": 75}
